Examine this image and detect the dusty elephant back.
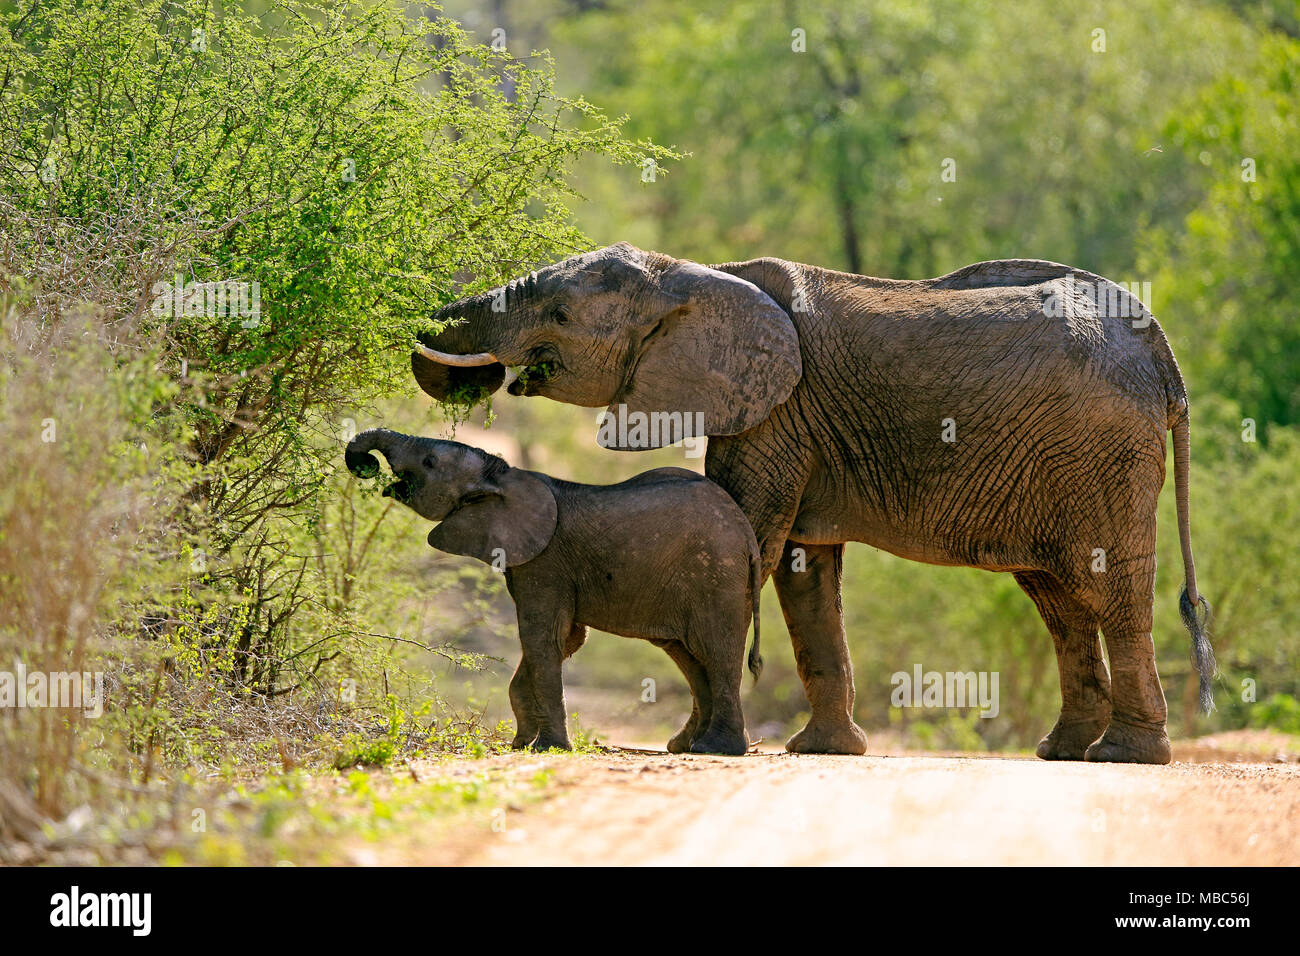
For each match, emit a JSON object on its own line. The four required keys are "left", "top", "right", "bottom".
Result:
{"left": 718, "top": 257, "right": 1183, "bottom": 582}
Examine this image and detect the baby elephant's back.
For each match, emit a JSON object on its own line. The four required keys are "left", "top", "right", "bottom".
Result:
{"left": 564, "top": 468, "right": 756, "bottom": 610}
{"left": 601, "top": 468, "right": 752, "bottom": 555}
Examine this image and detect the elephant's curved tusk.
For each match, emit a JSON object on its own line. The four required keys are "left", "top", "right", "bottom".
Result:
{"left": 412, "top": 342, "right": 499, "bottom": 367}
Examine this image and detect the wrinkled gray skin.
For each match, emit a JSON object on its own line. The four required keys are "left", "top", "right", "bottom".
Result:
{"left": 346, "top": 428, "right": 762, "bottom": 755}
{"left": 409, "top": 242, "right": 1217, "bottom": 765}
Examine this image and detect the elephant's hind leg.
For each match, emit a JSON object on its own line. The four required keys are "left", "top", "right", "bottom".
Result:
{"left": 1014, "top": 571, "right": 1111, "bottom": 760}
{"left": 1086, "top": 554, "right": 1172, "bottom": 764}
{"left": 653, "top": 641, "right": 712, "bottom": 753}
{"left": 687, "top": 647, "right": 748, "bottom": 757}
{"left": 773, "top": 541, "right": 868, "bottom": 755}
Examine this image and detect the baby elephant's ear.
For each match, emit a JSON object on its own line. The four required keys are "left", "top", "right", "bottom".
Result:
{"left": 427, "top": 470, "right": 557, "bottom": 568}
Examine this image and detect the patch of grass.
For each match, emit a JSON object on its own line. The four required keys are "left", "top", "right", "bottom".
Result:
{"left": 174, "top": 756, "right": 561, "bottom": 865}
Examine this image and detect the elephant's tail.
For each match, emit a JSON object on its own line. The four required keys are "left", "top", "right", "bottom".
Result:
{"left": 1172, "top": 412, "right": 1216, "bottom": 713}
{"left": 746, "top": 536, "right": 763, "bottom": 682}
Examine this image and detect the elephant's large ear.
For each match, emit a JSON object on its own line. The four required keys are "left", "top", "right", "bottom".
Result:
{"left": 426, "top": 469, "right": 557, "bottom": 568}
{"left": 604, "top": 261, "right": 801, "bottom": 448}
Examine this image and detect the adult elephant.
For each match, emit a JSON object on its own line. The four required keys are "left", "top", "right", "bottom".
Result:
{"left": 410, "top": 242, "right": 1215, "bottom": 764}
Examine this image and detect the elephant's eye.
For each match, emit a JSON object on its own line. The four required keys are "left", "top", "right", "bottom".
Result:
{"left": 552, "top": 305, "right": 569, "bottom": 326}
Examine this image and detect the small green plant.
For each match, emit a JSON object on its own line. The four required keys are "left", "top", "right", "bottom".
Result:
{"left": 566, "top": 715, "right": 605, "bottom": 754}
{"left": 332, "top": 696, "right": 406, "bottom": 770}
{"left": 332, "top": 735, "right": 397, "bottom": 771}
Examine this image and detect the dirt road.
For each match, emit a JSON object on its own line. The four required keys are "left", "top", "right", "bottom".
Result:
{"left": 427, "top": 745, "right": 1299, "bottom": 866}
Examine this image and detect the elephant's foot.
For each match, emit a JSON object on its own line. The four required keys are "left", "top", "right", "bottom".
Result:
{"left": 688, "top": 728, "right": 748, "bottom": 756}
{"left": 1084, "top": 718, "right": 1171, "bottom": 765}
{"left": 510, "top": 734, "right": 535, "bottom": 751}
{"left": 667, "top": 728, "right": 696, "bottom": 754}
{"left": 1035, "top": 714, "right": 1109, "bottom": 761}
{"left": 667, "top": 714, "right": 702, "bottom": 753}
{"left": 786, "top": 717, "right": 868, "bottom": 755}
{"left": 528, "top": 733, "right": 572, "bottom": 752}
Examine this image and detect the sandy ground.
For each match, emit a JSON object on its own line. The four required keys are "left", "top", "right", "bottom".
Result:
{"left": 418, "top": 741, "right": 1300, "bottom": 866}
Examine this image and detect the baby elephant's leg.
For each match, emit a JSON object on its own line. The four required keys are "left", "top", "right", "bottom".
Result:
{"left": 515, "top": 602, "right": 573, "bottom": 751}
{"left": 688, "top": 622, "right": 750, "bottom": 757}
{"left": 653, "top": 641, "right": 712, "bottom": 753}
{"left": 508, "top": 659, "right": 540, "bottom": 750}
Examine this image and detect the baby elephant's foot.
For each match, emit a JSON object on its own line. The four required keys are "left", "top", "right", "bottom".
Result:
{"left": 1035, "top": 714, "right": 1109, "bottom": 761}
{"left": 1084, "top": 719, "right": 1171, "bottom": 765}
{"left": 688, "top": 729, "right": 748, "bottom": 756}
{"left": 510, "top": 734, "right": 535, "bottom": 751}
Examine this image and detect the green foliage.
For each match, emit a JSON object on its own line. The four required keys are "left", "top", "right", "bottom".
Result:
{"left": 1250, "top": 695, "right": 1300, "bottom": 735}
{"left": 1141, "top": 29, "right": 1300, "bottom": 432}
{"left": 332, "top": 697, "right": 404, "bottom": 769}
{"left": 0, "top": 0, "right": 669, "bottom": 676}
{"left": 529, "top": 0, "right": 1252, "bottom": 276}
{"left": 904, "top": 711, "right": 988, "bottom": 754}
{"left": 0, "top": 311, "right": 185, "bottom": 826}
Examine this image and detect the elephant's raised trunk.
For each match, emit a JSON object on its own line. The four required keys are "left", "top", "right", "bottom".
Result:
{"left": 345, "top": 428, "right": 399, "bottom": 479}
{"left": 413, "top": 292, "right": 509, "bottom": 402}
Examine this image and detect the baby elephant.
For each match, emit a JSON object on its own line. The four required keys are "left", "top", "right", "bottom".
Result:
{"left": 345, "top": 428, "right": 762, "bottom": 755}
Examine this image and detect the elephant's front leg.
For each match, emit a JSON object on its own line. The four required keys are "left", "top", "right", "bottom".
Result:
{"left": 773, "top": 541, "right": 868, "bottom": 754}
{"left": 514, "top": 602, "right": 573, "bottom": 751}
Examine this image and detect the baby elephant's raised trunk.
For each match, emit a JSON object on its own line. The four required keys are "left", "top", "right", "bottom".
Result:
{"left": 345, "top": 428, "right": 399, "bottom": 479}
